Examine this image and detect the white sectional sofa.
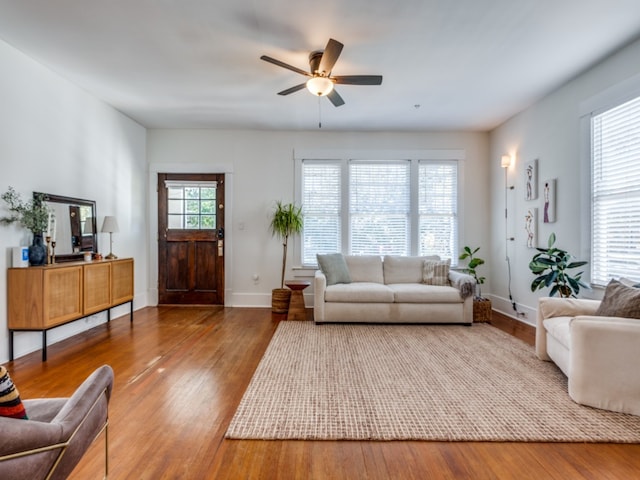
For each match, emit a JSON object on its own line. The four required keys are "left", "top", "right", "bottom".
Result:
{"left": 313, "top": 254, "right": 475, "bottom": 324}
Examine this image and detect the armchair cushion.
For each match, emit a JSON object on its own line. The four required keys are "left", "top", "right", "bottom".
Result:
{"left": 0, "top": 366, "right": 28, "bottom": 419}
{"left": 595, "top": 279, "right": 640, "bottom": 319}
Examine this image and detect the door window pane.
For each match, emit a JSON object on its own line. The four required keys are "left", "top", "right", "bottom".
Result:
{"left": 164, "top": 182, "right": 217, "bottom": 230}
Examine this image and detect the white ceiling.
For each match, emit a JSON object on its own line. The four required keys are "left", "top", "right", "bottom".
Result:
{"left": 1, "top": 0, "right": 639, "bottom": 131}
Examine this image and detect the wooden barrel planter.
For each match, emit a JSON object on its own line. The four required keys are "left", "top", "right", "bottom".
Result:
{"left": 272, "top": 288, "right": 292, "bottom": 313}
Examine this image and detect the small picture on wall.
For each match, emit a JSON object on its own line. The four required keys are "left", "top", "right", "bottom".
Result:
{"left": 525, "top": 207, "right": 537, "bottom": 248}
{"left": 525, "top": 159, "right": 538, "bottom": 200}
{"left": 543, "top": 178, "right": 556, "bottom": 223}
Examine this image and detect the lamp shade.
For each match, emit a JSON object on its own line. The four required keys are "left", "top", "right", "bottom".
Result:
{"left": 501, "top": 154, "right": 512, "bottom": 168}
{"left": 306, "top": 76, "right": 334, "bottom": 96}
{"left": 101, "top": 216, "right": 119, "bottom": 234}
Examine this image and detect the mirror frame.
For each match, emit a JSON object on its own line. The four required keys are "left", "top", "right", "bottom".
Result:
{"left": 35, "top": 192, "right": 98, "bottom": 263}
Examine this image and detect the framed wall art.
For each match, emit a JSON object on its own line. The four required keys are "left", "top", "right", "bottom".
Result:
{"left": 525, "top": 207, "right": 537, "bottom": 248}
{"left": 543, "top": 178, "right": 556, "bottom": 223}
{"left": 525, "top": 159, "right": 538, "bottom": 201}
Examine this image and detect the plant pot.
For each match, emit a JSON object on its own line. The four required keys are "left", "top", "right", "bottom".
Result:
{"left": 272, "top": 288, "right": 292, "bottom": 314}
{"left": 473, "top": 297, "right": 492, "bottom": 323}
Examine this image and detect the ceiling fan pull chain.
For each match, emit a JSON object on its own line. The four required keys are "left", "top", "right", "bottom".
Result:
{"left": 318, "top": 96, "right": 322, "bottom": 129}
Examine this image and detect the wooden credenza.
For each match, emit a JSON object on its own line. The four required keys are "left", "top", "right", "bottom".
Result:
{"left": 7, "top": 258, "right": 134, "bottom": 361}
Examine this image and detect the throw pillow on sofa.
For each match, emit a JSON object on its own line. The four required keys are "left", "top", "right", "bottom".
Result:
{"left": 0, "top": 366, "right": 28, "bottom": 419}
{"left": 317, "top": 253, "right": 352, "bottom": 286}
{"left": 595, "top": 279, "right": 640, "bottom": 319}
{"left": 422, "top": 258, "right": 451, "bottom": 286}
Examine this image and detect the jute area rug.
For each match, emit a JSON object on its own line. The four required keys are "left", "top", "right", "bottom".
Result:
{"left": 226, "top": 322, "right": 640, "bottom": 442}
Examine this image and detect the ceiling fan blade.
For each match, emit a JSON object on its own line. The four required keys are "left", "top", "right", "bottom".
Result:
{"left": 277, "top": 83, "right": 307, "bottom": 96}
{"left": 333, "top": 75, "right": 383, "bottom": 85}
{"left": 260, "top": 55, "right": 311, "bottom": 77}
{"left": 327, "top": 89, "right": 345, "bottom": 107}
{"left": 318, "top": 38, "right": 344, "bottom": 75}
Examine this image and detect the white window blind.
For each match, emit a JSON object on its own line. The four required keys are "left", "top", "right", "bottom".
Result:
{"left": 350, "top": 161, "right": 410, "bottom": 255}
{"left": 300, "top": 156, "right": 459, "bottom": 266}
{"left": 302, "top": 161, "right": 341, "bottom": 264}
{"left": 419, "top": 162, "right": 458, "bottom": 258}
{"left": 591, "top": 94, "right": 640, "bottom": 285}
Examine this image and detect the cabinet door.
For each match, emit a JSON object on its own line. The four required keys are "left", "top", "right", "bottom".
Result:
{"left": 84, "top": 262, "right": 112, "bottom": 315}
{"left": 112, "top": 259, "right": 134, "bottom": 305}
{"left": 43, "top": 266, "right": 83, "bottom": 327}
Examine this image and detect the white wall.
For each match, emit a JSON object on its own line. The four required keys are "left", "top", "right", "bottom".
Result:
{"left": 147, "top": 129, "right": 490, "bottom": 307}
{"left": 0, "top": 39, "right": 148, "bottom": 362}
{"left": 489, "top": 37, "right": 640, "bottom": 324}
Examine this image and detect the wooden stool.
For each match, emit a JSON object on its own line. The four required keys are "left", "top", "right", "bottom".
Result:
{"left": 285, "top": 281, "right": 310, "bottom": 321}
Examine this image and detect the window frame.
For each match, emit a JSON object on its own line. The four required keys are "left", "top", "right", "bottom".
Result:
{"left": 293, "top": 149, "right": 465, "bottom": 269}
{"left": 580, "top": 72, "right": 640, "bottom": 287}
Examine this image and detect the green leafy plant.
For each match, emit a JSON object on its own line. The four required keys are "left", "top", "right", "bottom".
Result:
{"left": 529, "top": 233, "right": 589, "bottom": 298}
{"left": 1, "top": 187, "right": 50, "bottom": 234}
{"left": 459, "top": 246, "right": 486, "bottom": 297}
{"left": 269, "top": 201, "right": 303, "bottom": 289}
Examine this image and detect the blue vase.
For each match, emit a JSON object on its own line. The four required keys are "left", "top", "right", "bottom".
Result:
{"left": 29, "top": 233, "right": 47, "bottom": 266}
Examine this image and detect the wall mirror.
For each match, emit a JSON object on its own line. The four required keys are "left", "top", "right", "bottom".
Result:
{"left": 36, "top": 192, "right": 98, "bottom": 262}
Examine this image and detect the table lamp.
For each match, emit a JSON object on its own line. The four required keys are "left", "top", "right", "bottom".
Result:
{"left": 101, "top": 216, "right": 119, "bottom": 259}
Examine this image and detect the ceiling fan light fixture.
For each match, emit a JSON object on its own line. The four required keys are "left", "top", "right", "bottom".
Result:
{"left": 306, "top": 76, "right": 334, "bottom": 96}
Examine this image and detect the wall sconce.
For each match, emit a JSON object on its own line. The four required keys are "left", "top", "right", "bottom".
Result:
{"left": 101, "top": 216, "right": 119, "bottom": 259}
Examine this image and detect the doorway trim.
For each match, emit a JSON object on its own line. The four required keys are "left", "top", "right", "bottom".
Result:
{"left": 148, "top": 163, "right": 234, "bottom": 306}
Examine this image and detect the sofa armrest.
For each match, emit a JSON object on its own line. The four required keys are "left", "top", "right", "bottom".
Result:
{"left": 569, "top": 316, "right": 640, "bottom": 415}
{"left": 448, "top": 270, "right": 476, "bottom": 299}
{"left": 535, "top": 297, "right": 601, "bottom": 360}
{"left": 313, "top": 270, "right": 327, "bottom": 323}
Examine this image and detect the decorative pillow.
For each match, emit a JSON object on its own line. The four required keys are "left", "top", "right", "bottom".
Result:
{"left": 422, "top": 258, "right": 451, "bottom": 286}
{"left": 317, "top": 253, "right": 352, "bottom": 286}
{"left": 0, "top": 366, "right": 28, "bottom": 419}
{"left": 595, "top": 279, "right": 640, "bottom": 319}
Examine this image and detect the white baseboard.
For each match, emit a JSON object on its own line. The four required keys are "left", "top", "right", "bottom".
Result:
{"left": 487, "top": 294, "right": 536, "bottom": 327}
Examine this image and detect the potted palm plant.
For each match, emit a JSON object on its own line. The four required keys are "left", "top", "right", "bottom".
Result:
{"left": 1, "top": 187, "right": 50, "bottom": 265}
{"left": 529, "top": 233, "right": 589, "bottom": 298}
{"left": 269, "top": 201, "right": 303, "bottom": 313}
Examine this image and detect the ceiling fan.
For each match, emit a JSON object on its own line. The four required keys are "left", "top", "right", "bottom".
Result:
{"left": 260, "top": 38, "right": 383, "bottom": 107}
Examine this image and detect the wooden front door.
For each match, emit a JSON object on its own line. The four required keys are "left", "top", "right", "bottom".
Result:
{"left": 158, "top": 173, "right": 225, "bottom": 305}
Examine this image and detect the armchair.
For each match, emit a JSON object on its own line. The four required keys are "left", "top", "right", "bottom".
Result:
{"left": 536, "top": 297, "right": 640, "bottom": 416}
{"left": 0, "top": 365, "right": 114, "bottom": 480}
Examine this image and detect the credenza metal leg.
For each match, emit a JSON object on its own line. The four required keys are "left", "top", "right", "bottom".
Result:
{"left": 42, "top": 330, "right": 47, "bottom": 362}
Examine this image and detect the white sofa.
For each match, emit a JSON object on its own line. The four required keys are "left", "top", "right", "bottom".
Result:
{"left": 536, "top": 296, "right": 640, "bottom": 416}
{"left": 314, "top": 255, "right": 474, "bottom": 325}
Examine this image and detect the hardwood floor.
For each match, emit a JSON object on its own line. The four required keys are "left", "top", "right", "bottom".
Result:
{"left": 6, "top": 307, "right": 640, "bottom": 479}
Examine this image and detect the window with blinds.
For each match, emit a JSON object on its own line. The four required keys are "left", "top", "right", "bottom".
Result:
{"left": 301, "top": 162, "right": 342, "bottom": 264}
{"left": 419, "top": 162, "right": 458, "bottom": 258}
{"left": 350, "top": 161, "right": 410, "bottom": 255}
{"left": 300, "top": 158, "right": 458, "bottom": 265}
{"left": 591, "top": 94, "right": 640, "bottom": 285}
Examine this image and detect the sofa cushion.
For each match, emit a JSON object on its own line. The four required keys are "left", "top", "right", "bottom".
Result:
{"left": 387, "top": 283, "right": 463, "bottom": 303}
{"left": 344, "top": 255, "right": 384, "bottom": 283}
{"left": 317, "top": 253, "right": 352, "bottom": 286}
{"left": 324, "top": 282, "right": 394, "bottom": 303}
{"left": 543, "top": 316, "right": 572, "bottom": 349}
{"left": 383, "top": 255, "right": 440, "bottom": 284}
{"left": 422, "top": 258, "right": 451, "bottom": 286}
{"left": 595, "top": 279, "right": 640, "bottom": 319}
